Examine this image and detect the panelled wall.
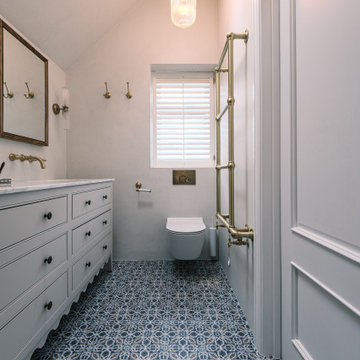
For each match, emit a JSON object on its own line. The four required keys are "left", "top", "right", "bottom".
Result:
{"left": 280, "top": 0, "right": 360, "bottom": 358}
{"left": 66, "top": 0, "right": 218, "bottom": 260}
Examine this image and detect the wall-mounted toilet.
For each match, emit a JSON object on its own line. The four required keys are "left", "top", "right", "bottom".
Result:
{"left": 166, "top": 217, "right": 206, "bottom": 260}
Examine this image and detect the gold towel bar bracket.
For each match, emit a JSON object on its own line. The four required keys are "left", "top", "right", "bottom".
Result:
{"left": 216, "top": 214, "right": 254, "bottom": 241}
{"left": 228, "top": 238, "right": 250, "bottom": 248}
{"left": 227, "top": 97, "right": 235, "bottom": 105}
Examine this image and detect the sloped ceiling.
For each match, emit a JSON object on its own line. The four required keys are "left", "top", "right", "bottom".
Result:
{"left": 0, "top": 0, "right": 143, "bottom": 70}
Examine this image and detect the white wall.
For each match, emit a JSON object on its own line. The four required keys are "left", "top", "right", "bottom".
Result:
{"left": 66, "top": 0, "right": 218, "bottom": 260}
{"left": 217, "top": 0, "right": 256, "bottom": 328}
{"left": 0, "top": 16, "right": 67, "bottom": 181}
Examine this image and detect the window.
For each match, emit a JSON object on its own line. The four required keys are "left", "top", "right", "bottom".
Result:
{"left": 151, "top": 71, "right": 215, "bottom": 168}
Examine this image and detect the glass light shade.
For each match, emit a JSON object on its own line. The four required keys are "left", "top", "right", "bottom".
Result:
{"left": 60, "top": 87, "right": 69, "bottom": 106}
{"left": 171, "top": 0, "right": 196, "bottom": 29}
{"left": 60, "top": 87, "right": 70, "bottom": 130}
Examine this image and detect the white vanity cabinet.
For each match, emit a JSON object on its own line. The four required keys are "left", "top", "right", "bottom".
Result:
{"left": 0, "top": 179, "right": 113, "bottom": 360}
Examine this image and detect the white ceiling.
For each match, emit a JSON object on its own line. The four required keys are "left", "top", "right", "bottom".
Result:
{"left": 0, "top": 0, "right": 142, "bottom": 70}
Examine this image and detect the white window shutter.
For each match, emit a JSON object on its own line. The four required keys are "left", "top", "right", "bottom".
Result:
{"left": 152, "top": 72, "right": 214, "bottom": 168}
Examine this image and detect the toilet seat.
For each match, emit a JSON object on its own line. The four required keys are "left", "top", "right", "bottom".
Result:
{"left": 166, "top": 217, "right": 206, "bottom": 234}
{"left": 166, "top": 217, "right": 206, "bottom": 260}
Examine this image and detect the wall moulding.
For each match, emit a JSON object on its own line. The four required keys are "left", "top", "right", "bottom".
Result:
{"left": 292, "top": 226, "right": 360, "bottom": 265}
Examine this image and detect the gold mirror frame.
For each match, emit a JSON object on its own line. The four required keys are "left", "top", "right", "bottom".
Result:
{"left": 0, "top": 20, "right": 49, "bottom": 146}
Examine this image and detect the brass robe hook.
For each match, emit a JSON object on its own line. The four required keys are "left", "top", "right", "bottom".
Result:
{"left": 103, "top": 82, "right": 111, "bottom": 99}
{"left": 3, "top": 82, "right": 14, "bottom": 98}
{"left": 24, "top": 82, "right": 34, "bottom": 99}
{"left": 126, "top": 82, "right": 133, "bottom": 99}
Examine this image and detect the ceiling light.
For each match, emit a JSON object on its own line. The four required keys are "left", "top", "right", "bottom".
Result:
{"left": 171, "top": 0, "right": 196, "bottom": 29}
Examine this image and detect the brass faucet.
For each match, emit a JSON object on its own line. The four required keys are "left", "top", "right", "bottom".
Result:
{"left": 9, "top": 153, "right": 47, "bottom": 169}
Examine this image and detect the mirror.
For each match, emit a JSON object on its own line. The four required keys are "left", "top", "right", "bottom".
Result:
{"left": 0, "top": 20, "right": 48, "bottom": 146}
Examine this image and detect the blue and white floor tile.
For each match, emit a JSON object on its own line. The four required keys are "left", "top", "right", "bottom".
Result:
{"left": 31, "top": 261, "right": 265, "bottom": 360}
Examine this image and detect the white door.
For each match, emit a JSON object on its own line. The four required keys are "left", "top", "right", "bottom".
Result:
{"left": 280, "top": 0, "right": 360, "bottom": 359}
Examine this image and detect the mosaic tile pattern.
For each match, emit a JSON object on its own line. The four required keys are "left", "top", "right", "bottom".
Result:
{"left": 31, "top": 261, "right": 265, "bottom": 360}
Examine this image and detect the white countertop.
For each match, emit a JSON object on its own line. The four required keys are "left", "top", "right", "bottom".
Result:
{"left": 0, "top": 178, "right": 115, "bottom": 195}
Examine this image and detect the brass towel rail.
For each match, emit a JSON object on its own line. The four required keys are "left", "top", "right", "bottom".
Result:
{"left": 215, "top": 31, "right": 254, "bottom": 242}
{"left": 216, "top": 104, "right": 229, "bottom": 121}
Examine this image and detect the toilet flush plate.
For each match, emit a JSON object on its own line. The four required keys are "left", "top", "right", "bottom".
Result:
{"left": 172, "top": 170, "right": 196, "bottom": 185}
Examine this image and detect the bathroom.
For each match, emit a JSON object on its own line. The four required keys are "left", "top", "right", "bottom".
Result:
{"left": 0, "top": 0, "right": 359, "bottom": 359}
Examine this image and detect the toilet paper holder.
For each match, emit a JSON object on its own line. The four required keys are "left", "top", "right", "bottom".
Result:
{"left": 135, "top": 181, "right": 151, "bottom": 192}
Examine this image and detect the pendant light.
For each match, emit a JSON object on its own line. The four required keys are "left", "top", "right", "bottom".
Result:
{"left": 171, "top": 0, "right": 197, "bottom": 29}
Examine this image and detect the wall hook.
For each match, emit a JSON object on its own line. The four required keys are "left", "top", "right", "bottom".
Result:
{"left": 126, "top": 82, "right": 133, "bottom": 99}
{"left": 24, "top": 82, "right": 34, "bottom": 99}
{"left": 103, "top": 82, "right": 111, "bottom": 99}
{"left": 3, "top": 82, "right": 14, "bottom": 99}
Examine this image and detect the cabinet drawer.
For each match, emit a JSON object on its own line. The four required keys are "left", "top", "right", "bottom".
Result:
{"left": 72, "top": 187, "right": 111, "bottom": 219}
{"left": 72, "top": 242, "right": 103, "bottom": 291}
{"left": 0, "top": 234, "right": 67, "bottom": 312}
{"left": 72, "top": 211, "right": 111, "bottom": 255}
{"left": 0, "top": 272, "right": 68, "bottom": 360}
{"left": 0, "top": 197, "right": 67, "bottom": 250}
{"left": 72, "top": 233, "right": 111, "bottom": 291}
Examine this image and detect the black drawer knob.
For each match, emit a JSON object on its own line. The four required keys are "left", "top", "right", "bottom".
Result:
{"left": 85, "top": 231, "right": 91, "bottom": 237}
{"left": 103, "top": 195, "right": 108, "bottom": 200}
{"left": 103, "top": 220, "right": 108, "bottom": 225}
{"left": 86, "top": 261, "right": 91, "bottom": 268}
{"left": 85, "top": 200, "right": 91, "bottom": 205}
{"left": 44, "top": 212, "right": 52, "bottom": 220}
{"left": 103, "top": 245, "right": 108, "bottom": 250}
{"left": 44, "top": 301, "right": 53, "bottom": 310}
{"left": 44, "top": 256, "right": 53, "bottom": 264}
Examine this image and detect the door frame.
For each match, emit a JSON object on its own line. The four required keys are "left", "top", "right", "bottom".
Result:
{"left": 253, "top": 0, "right": 281, "bottom": 358}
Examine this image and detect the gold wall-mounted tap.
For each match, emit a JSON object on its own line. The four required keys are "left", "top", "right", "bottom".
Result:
{"left": 9, "top": 153, "right": 46, "bottom": 169}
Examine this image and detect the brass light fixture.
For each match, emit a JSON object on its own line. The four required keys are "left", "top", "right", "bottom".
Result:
{"left": 52, "top": 103, "right": 69, "bottom": 114}
{"left": 171, "top": 0, "right": 196, "bottom": 29}
{"left": 52, "top": 87, "right": 70, "bottom": 114}
{"left": 53, "top": 87, "right": 70, "bottom": 130}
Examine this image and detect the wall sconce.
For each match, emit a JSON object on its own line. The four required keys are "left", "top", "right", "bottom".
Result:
{"left": 52, "top": 87, "right": 70, "bottom": 114}
{"left": 53, "top": 87, "right": 70, "bottom": 130}
{"left": 171, "top": 0, "right": 197, "bottom": 29}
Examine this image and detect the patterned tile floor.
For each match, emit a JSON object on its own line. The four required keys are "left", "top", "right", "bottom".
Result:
{"left": 31, "top": 261, "right": 265, "bottom": 360}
